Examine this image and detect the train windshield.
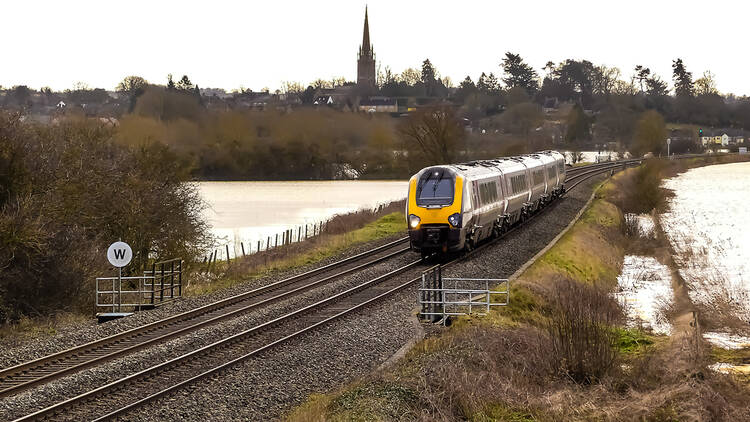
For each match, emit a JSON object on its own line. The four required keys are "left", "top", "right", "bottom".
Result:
{"left": 416, "top": 169, "right": 454, "bottom": 207}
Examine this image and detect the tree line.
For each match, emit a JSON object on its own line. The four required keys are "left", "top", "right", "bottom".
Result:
{"left": 2, "top": 53, "right": 749, "bottom": 179}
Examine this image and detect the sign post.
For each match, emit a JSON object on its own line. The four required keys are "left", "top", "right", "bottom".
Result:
{"left": 107, "top": 241, "right": 133, "bottom": 312}
{"left": 667, "top": 138, "right": 671, "bottom": 158}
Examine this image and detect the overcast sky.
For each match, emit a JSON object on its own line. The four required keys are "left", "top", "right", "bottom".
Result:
{"left": 2, "top": 0, "right": 748, "bottom": 95}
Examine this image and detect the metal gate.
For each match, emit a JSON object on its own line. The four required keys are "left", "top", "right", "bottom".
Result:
{"left": 96, "top": 258, "right": 183, "bottom": 313}
{"left": 419, "top": 265, "right": 509, "bottom": 323}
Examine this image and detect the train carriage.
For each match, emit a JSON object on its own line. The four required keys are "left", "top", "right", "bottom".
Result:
{"left": 407, "top": 151, "right": 566, "bottom": 257}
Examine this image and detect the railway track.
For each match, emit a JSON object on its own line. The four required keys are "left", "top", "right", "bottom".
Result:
{"left": 0, "top": 237, "right": 410, "bottom": 399}
{"left": 8, "top": 159, "right": 635, "bottom": 421}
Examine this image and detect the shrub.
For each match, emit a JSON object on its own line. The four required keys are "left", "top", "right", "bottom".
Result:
{"left": 612, "top": 160, "right": 669, "bottom": 214}
{"left": 543, "top": 278, "right": 623, "bottom": 383}
{"left": 0, "top": 112, "right": 210, "bottom": 322}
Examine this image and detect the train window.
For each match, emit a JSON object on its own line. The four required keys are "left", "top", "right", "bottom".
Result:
{"left": 533, "top": 170, "right": 544, "bottom": 186}
{"left": 416, "top": 169, "right": 454, "bottom": 206}
{"left": 477, "top": 180, "right": 498, "bottom": 206}
{"left": 548, "top": 166, "right": 556, "bottom": 180}
{"left": 509, "top": 174, "right": 527, "bottom": 194}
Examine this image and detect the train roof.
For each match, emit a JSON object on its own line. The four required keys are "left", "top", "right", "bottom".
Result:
{"left": 414, "top": 151, "right": 565, "bottom": 179}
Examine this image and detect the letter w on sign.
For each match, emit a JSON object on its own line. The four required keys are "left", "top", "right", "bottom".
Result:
{"left": 114, "top": 249, "right": 127, "bottom": 260}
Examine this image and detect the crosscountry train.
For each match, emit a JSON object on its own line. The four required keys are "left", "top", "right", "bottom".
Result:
{"left": 406, "top": 151, "right": 566, "bottom": 257}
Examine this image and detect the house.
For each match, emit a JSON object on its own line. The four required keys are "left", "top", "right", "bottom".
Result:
{"left": 312, "top": 86, "right": 356, "bottom": 109}
{"left": 700, "top": 129, "right": 747, "bottom": 146}
{"left": 358, "top": 97, "right": 397, "bottom": 113}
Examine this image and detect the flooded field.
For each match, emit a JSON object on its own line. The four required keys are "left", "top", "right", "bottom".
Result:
{"left": 659, "top": 162, "right": 750, "bottom": 372}
{"left": 197, "top": 180, "right": 407, "bottom": 255}
{"left": 660, "top": 162, "right": 750, "bottom": 323}
{"left": 615, "top": 255, "right": 673, "bottom": 335}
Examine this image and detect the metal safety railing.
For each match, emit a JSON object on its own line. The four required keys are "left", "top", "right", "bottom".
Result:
{"left": 96, "top": 258, "right": 183, "bottom": 313}
{"left": 419, "top": 265, "right": 509, "bottom": 324}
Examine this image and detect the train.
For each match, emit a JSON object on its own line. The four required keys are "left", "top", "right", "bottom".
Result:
{"left": 406, "top": 151, "right": 566, "bottom": 257}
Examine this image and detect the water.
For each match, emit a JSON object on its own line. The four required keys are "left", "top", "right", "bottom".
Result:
{"left": 660, "top": 162, "right": 750, "bottom": 323}
{"left": 197, "top": 180, "right": 407, "bottom": 256}
{"left": 562, "top": 150, "right": 624, "bottom": 165}
{"left": 615, "top": 255, "right": 673, "bottom": 335}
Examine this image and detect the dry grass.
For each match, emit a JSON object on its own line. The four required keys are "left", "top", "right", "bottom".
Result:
{"left": 0, "top": 312, "right": 89, "bottom": 342}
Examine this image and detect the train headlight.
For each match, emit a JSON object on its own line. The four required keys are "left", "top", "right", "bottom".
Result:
{"left": 448, "top": 213, "right": 461, "bottom": 228}
{"left": 408, "top": 214, "right": 421, "bottom": 229}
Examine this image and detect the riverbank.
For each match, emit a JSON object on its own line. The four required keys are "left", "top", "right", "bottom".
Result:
{"left": 287, "top": 157, "right": 750, "bottom": 421}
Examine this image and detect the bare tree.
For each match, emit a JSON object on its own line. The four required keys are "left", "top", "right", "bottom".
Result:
{"left": 399, "top": 68, "right": 421, "bottom": 86}
{"left": 281, "top": 81, "right": 304, "bottom": 94}
{"left": 116, "top": 76, "right": 148, "bottom": 95}
{"left": 593, "top": 66, "right": 621, "bottom": 97}
{"left": 398, "top": 107, "right": 464, "bottom": 165}
{"left": 694, "top": 70, "right": 719, "bottom": 96}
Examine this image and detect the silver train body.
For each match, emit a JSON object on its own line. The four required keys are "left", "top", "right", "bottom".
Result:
{"left": 406, "top": 151, "right": 566, "bottom": 255}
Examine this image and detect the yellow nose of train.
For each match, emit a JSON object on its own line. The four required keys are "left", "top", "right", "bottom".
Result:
{"left": 406, "top": 168, "right": 464, "bottom": 255}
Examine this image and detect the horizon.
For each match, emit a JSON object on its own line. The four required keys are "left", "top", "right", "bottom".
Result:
{"left": 2, "top": 0, "right": 749, "bottom": 96}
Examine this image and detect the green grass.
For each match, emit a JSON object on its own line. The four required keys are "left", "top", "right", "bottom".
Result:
{"left": 524, "top": 194, "right": 624, "bottom": 286}
{"left": 711, "top": 346, "right": 750, "bottom": 365}
{"left": 286, "top": 381, "right": 417, "bottom": 422}
{"left": 615, "top": 327, "right": 656, "bottom": 355}
{"left": 472, "top": 404, "right": 538, "bottom": 422}
{"left": 188, "top": 212, "right": 406, "bottom": 296}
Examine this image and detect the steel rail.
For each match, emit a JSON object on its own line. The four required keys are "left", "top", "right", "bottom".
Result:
{"left": 0, "top": 246, "right": 410, "bottom": 399}
{"left": 0, "top": 236, "right": 410, "bottom": 398}
{"left": 13, "top": 259, "right": 425, "bottom": 422}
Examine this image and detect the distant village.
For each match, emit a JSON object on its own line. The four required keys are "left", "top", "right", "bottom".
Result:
{"left": 1, "top": 7, "right": 748, "bottom": 155}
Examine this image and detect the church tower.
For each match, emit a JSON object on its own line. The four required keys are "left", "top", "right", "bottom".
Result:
{"left": 357, "top": 6, "right": 376, "bottom": 89}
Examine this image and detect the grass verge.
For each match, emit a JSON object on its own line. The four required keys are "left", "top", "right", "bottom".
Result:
{"left": 188, "top": 209, "right": 406, "bottom": 296}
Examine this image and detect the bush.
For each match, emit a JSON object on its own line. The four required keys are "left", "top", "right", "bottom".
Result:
{"left": 0, "top": 113, "right": 210, "bottom": 322}
{"left": 543, "top": 278, "right": 623, "bottom": 383}
{"left": 612, "top": 160, "right": 669, "bottom": 214}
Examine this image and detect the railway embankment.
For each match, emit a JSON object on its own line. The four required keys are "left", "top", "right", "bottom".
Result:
{"left": 0, "top": 206, "right": 405, "bottom": 366}
{"left": 286, "top": 156, "right": 750, "bottom": 421}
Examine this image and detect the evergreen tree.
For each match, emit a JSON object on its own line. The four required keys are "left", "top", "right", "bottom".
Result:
{"left": 167, "top": 74, "right": 175, "bottom": 91}
{"left": 476, "top": 72, "right": 488, "bottom": 92}
{"left": 421, "top": 59, "right": 437, "bottom": 96}
{"left": 485, "top": 73, "right": 500, "bottom": 93}
{"left": 500, "top": 52, "right": 539, "bottom": 95}
{"left": 564, "top": 104, "right": 590, "bottom": 143}
{"left": 177, "top": 75, "right": 194, "bottom": 91}
{"left": 634, "top": 65, "right": 651, "bottom": 93}
{"left": 194, "top": 85, "right": 204, "bottom": 106}
{"left": 456, "top": 76, "right": 477, "bottom": 102}
{"left": 672, "top": 58, "right": 693, "bottom": 97}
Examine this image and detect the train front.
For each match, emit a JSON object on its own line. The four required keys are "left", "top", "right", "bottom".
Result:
{"left": 406, "top": 166, "right": 465, "bottom": 256}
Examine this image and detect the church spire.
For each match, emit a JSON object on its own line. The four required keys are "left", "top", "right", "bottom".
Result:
{"left": 357, "top": 6, "right": 376, "bottom": 90}
{"left": 361, "top": 6, "right": 371, "bottom": 55}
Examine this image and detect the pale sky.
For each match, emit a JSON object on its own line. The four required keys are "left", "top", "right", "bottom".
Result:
{"left": 2, "top": 0, "right": 748, "bottom": 95}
